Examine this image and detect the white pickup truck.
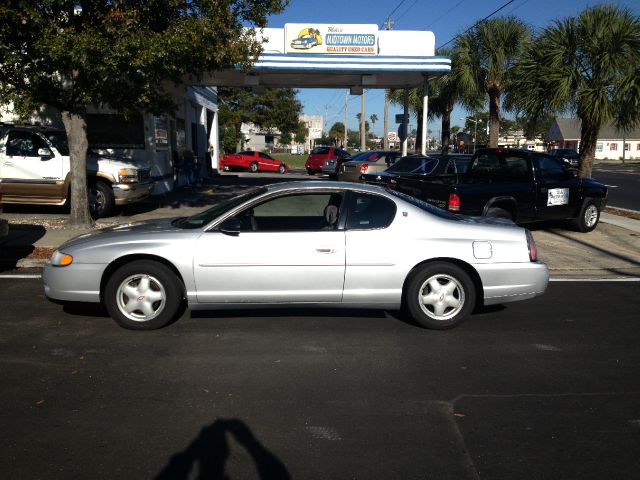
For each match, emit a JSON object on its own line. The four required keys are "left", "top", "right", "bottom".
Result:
{"left": 0, "top": 124, "right": 154, "bottom": 218}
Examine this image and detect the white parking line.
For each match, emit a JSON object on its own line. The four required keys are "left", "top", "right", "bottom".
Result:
{"left": 550, "top": 277, "right": 640, "bottom": 282}
{"left": 0, "top": 274, "right": 42, "bottom": 279}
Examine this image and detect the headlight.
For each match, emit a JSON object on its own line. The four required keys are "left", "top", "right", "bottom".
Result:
{"left": 118, "top": 168, "right": 139, "bottom": 184}
{"left": 49, "top": 250, "right": 74, "bottom": 267}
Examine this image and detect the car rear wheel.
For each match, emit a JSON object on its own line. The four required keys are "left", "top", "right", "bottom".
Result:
{"left": 104, "top": 260, "right": 184, "bottom": 330}
{"left": 572, "top": 199, "right": 600, "bottom": 233}
{"left": 250, "top": 162, "right": 259, "bottom": 173}
{"left": 278, "top": 164, "right": 286, "bottom": 174}
{"left": 486, "top": 207, "right": 513, "bottom": 221}
{"left": 405, "top": 262, "right": 475, "bottom": 329}
{"left": 89, "top": 180, "right": 115, "bottom": 218}
{"left": 306, "top": 168, "right": 316, "bottom": 175}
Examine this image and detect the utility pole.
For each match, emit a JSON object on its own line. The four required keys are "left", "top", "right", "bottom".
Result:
{"left": 383, "top": 17, "right": 393, "bottom": 151}
{"left": 344, "top": 90, "right": 348, "bottom": 149}
{"left": 360, "top": 90, "right": 366, "bottom": 151}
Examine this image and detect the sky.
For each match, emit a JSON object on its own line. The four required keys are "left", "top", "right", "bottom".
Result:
{"left": 266, "top": 0, "right": 640, "bottom": 137}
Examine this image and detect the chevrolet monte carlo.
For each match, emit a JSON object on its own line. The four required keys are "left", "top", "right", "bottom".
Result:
{"left": 43, "top": 182, "right": 549, "bottom": 330}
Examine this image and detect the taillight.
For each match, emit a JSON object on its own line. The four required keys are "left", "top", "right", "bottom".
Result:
{"left": 526, "top": 230, "right": 538, "bottom": 262}
{"left": 448, "top": 193, "right": 461, "bottom": 212}
{"left": 360, "top": 164, "right": 369, "bottom": 173}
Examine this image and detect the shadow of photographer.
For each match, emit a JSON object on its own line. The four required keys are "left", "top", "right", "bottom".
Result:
{"left": 155, "top": 418, "right": 290, "bottom": 480}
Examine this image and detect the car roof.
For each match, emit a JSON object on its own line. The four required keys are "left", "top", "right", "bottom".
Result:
{"left": 264, "top": 180, "right": 389, "bottom": 196}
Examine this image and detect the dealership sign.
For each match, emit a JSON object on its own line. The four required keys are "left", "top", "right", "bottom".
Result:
{"left": 285, "top": 24, "right": 378, "bottom": 55}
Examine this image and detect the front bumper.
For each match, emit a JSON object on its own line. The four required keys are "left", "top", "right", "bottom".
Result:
{"left": 42, "top": 263, "right": 105, "bottom": 303}
{"left": 476, "top": 261, "right": 549, "bottom": 306}
{"left": 113, "top": 181, "right": 154, "bottom": 205}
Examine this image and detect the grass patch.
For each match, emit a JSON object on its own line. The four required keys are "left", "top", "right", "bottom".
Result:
{"left": 270, "top": 153, "right": 308, "bottom": 169}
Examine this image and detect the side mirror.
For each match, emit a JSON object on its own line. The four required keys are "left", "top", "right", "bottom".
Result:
{"left": 38, "top": 147, "right": 53, "bottom": 158}
{"left": 219, "top": 218, "right": 242, "bottom": 236}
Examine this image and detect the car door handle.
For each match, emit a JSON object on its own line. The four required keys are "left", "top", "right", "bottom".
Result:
{"left": 316, "top": 247, "right": 335, "bottom": 254}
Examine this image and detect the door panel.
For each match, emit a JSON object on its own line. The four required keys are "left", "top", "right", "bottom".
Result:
{"left": 193, "top": 231, "right": 345, "bottom": 303}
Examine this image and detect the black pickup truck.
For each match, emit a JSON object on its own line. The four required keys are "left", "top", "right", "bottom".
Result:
{"left": 382, "top": 148, "right": 608, "bottom": 232}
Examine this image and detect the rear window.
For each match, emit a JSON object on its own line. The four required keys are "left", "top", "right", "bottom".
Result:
{"left": 387, "top": 156, "right": 438, "bottom": 174}
{"left": 311, "top": 147, "right": 330, "bottom": 154}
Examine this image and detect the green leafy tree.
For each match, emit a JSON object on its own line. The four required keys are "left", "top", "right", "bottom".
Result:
{"left": 294, "top": 122, "right": 308, "bottom": 144}
{"left": 218, "top": 87, "right": 303, "bottom": 152}
{"left": 454, "top": 17, "right": 531, "bottom": 148}
{"left": 0, "top": 0, "right": 286, "bottom": 227}
{"left": 507, "top": 5, "right": 640, "bottom": 177}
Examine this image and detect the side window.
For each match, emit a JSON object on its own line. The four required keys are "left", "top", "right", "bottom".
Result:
{"left": 234, "top": 193, "right": 343, "bottom": 232}
{"left": 258, "top": 152, "right": 271, "bottom": 159}
{"left": 346, "top": 193, "right": 396, "bottom": 230}
{"left": 536, "top": 155, "right": 567, "bottom": 182}
{"left": 6, "top": 131, "right": 45, "bottom": 157}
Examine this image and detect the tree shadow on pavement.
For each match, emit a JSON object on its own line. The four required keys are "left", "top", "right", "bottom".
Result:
{"left": 155, "top": 418, "right": 290, "bottom": 480}
{"left": 0, "top": 224, "right": 46, "bottom": 272}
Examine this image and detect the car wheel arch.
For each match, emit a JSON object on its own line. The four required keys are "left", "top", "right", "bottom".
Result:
{"left": 100, "top": 253, "right": 186, "bottom": 304}
{"left": 402, "top": 257, "right": 484, "bottom": 310}
{"left": 483, "top": 197, "right": 517, "bottom": 221}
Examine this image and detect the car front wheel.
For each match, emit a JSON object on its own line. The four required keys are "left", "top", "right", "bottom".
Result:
{"left": 104, "top": 260, "right": 184, "bottom": 330}
{"left": 89, "top": 180, "right": 115, "bottom": 218}
{"left": 405, "top": 262, "right": 476, "bottom": 329}
{"left": 279, "top": 164, "right": 286, "bottom": 174}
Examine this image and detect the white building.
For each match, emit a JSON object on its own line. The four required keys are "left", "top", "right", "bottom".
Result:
{"left": 300, "top": 114, "right": 324, "bottom": 152}
{"left": 548, "top": 118, "right": 640, "bottom": 160}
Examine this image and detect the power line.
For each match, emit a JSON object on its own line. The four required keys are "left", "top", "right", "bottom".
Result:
{"left": 381, "top": 0, "right": 408, "bottom": 28}
{"left": 394, "top": 0, "right": 421, "bottom": 25}
{"left": 437, "top": 0, "right": 517, "bottom": 49}
{"left": 425, "top": 0, "right": 468, "bottom": 29}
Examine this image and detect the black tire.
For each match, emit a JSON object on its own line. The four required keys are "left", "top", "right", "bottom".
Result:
{"left": 104, "top": 260, "right": 184, "bottom": 330}
{"left": 486, "top": 207, "right": 513, "bottom": 221}
{"left": 278, "top": 164, "right": 286, "bottom": 174}
{"left": 250, "top": 162, "right": 259, "bottom": 173}
{"left": 307, "top": 168, "right": 316, "bottom": 175}
{"left": 404, "top": 262, "right": 476, "bottom": 329}
{"left": 572, "top": 199, "right": 600, "bottom": 233}
{"left": 89, "top": 180, "right": 115, "bottom": 218}
{"left": 223, "top": 165, "right": 230, "bottom": 172}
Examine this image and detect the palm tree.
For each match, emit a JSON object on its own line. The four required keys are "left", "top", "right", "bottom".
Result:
{"left": 507, "top": 5, "right": 640, "bottom": 178}
{"left": 454, "top": 17, "right": 531, "bottom": 147}
{"left": 388, "top": 48, "right": 482, "bottom": 153}
{"left": 369, "top": 113, "right": 378, "bottom": 134}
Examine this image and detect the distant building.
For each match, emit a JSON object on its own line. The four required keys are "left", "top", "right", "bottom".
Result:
{"left": 548, "top": 118, "right": 640, "bottom": 160}
{"left": 300, "top": 114, "right": 324, "bottom": 152}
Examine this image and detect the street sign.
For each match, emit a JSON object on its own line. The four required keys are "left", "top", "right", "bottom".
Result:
{"left": 395, "top": 114, "right": 405, "bottom": 124}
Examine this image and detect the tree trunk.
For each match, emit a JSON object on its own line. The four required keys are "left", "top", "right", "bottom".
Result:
{"left": 578, "top": 118, "right": 599, "bottom": 179}
{"left": 61, "top": 110, "right": 93, "bottom": 229}
{"left": 488, "top": 89, "right": 501, "bottom": 148}
{"left": 440, "top": 104, "right": 452, "bottom": 154}
{"left": 235, "top": 122, "right": 243, "bottom": 153}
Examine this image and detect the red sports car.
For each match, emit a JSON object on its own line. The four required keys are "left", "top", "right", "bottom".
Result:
{"left": 220, "top": 151, "right": 289, "bottom": 173}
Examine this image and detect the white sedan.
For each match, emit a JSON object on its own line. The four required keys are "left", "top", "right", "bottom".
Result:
{"left": 43, "top": 181, "right": 549, "bottom": 330}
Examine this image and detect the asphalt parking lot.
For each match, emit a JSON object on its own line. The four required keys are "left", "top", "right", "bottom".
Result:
{"left": 1, "top": 278, "right": 639, "bottom": 479}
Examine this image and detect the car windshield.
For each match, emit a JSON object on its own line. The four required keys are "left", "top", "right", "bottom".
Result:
{"left": 348, "top": 151, "right": 374, "bottom": 162}
{"left": 43, "top": 131, "right": 70, "bottom": 156}
{"left": 173, "top": 187, "right": 267, "bottom": 229}
{"left": 386, "top": 156, "right": 438, "bottom": 174}
{"left": 389, "top": 190, "right": 460, "bottom": 221}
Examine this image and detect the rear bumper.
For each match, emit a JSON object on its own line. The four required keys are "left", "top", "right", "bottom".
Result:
{"left": 476, "top": 261, "right": 549, "bottom": 306}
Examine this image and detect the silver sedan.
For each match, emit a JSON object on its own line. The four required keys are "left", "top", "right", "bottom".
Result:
{"left": 43, "top": 181, "right": 549, "bottom": 330}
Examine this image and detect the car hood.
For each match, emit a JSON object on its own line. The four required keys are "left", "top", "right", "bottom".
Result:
{"left": 87, "top": 154, "right": 151, "bottom": 170}
{"left": 59, "top": 217, "right": 182, "bottom": 250}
